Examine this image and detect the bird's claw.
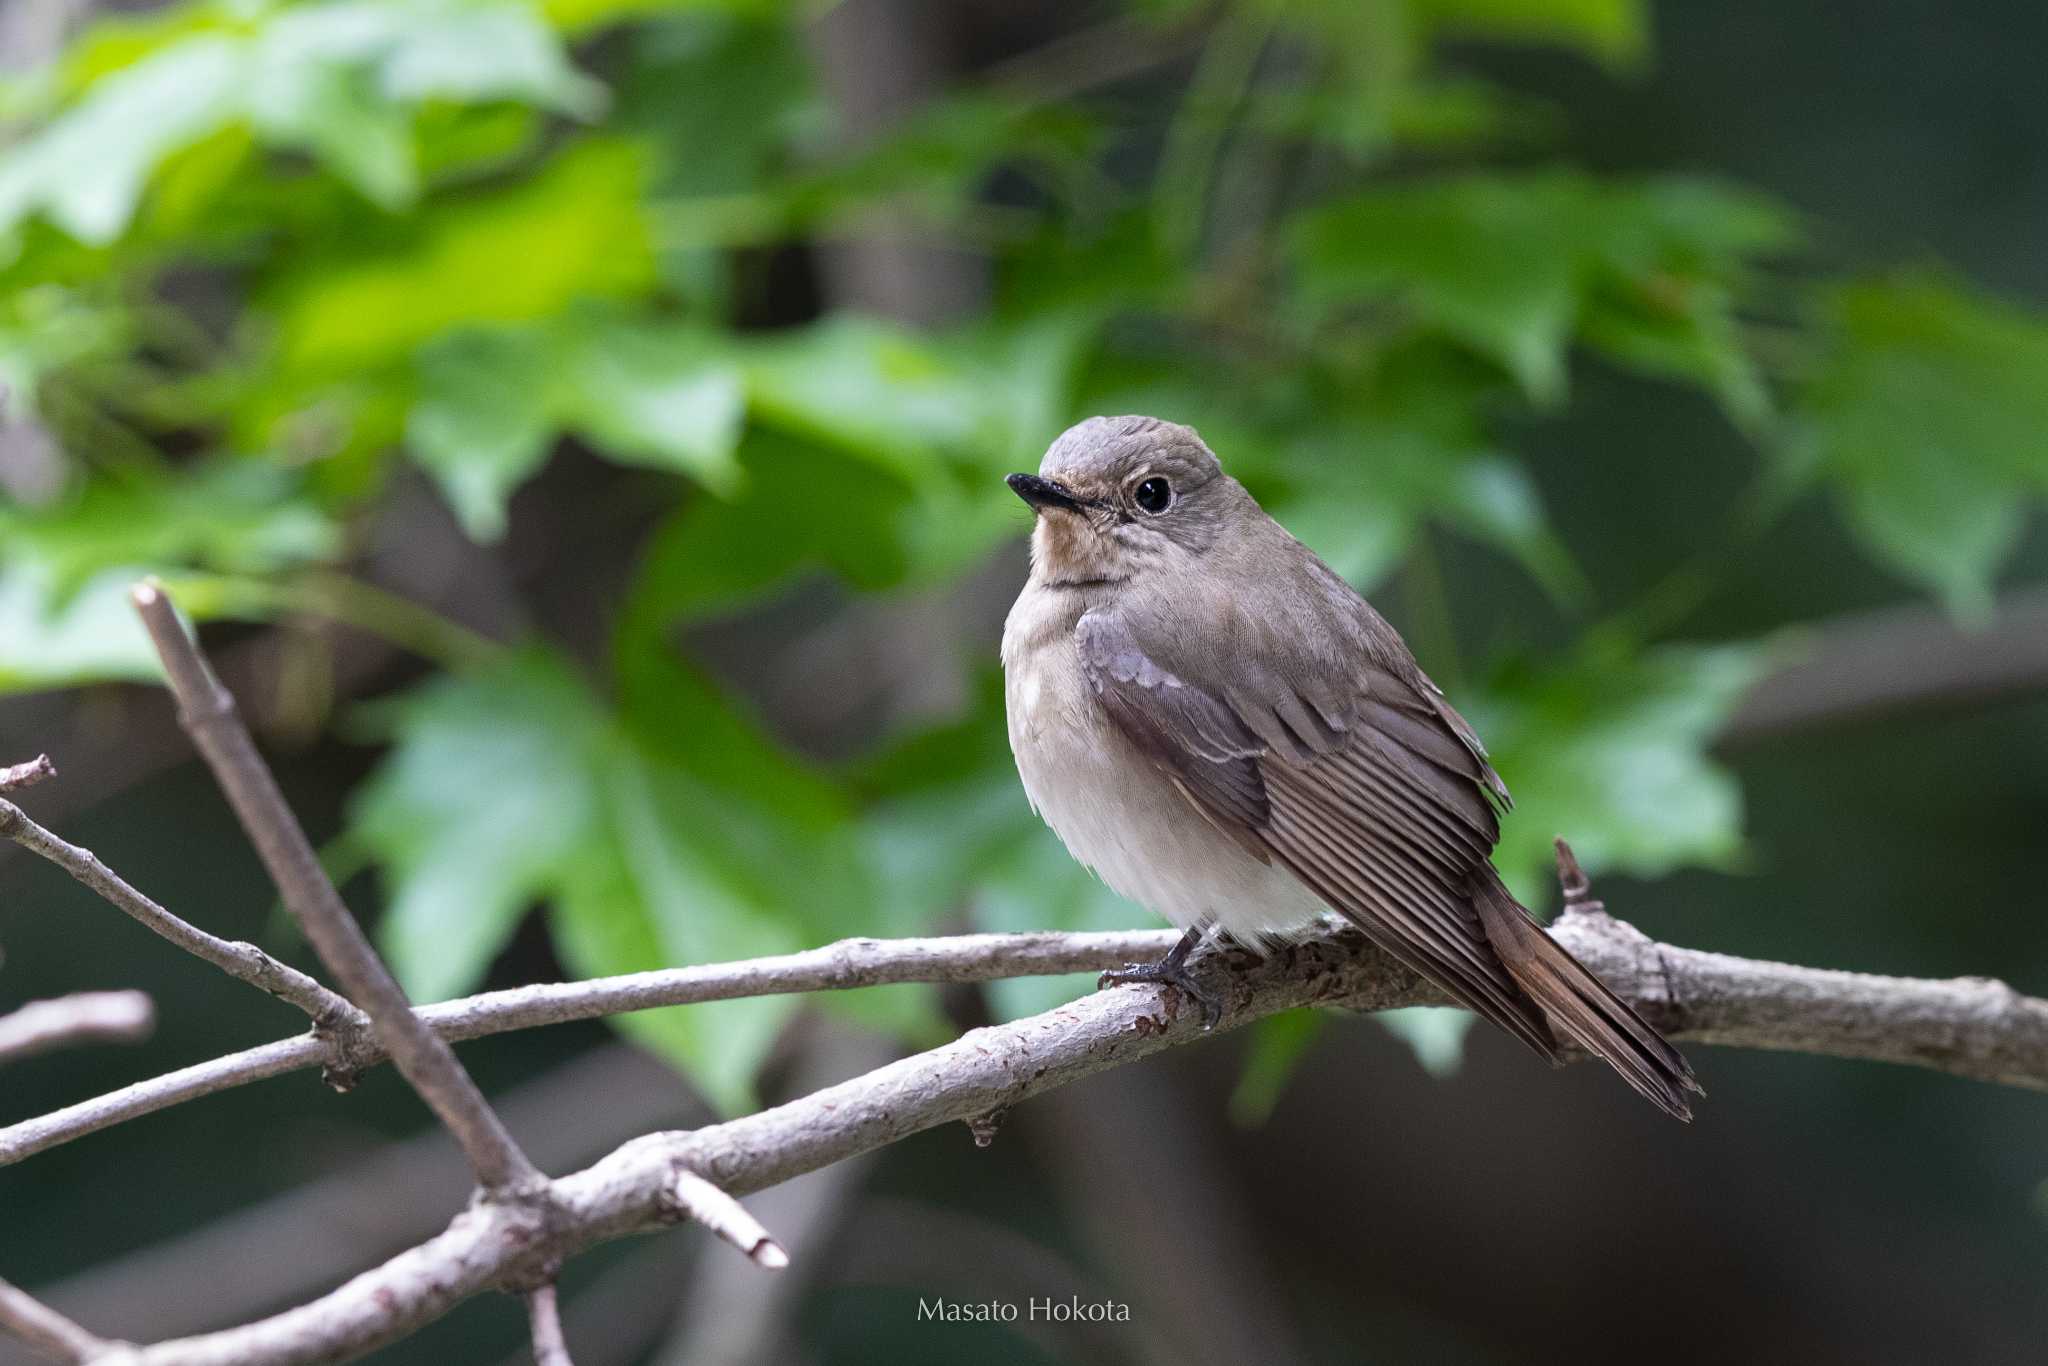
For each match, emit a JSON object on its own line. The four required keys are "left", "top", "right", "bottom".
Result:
{"left": 1098, "top": 959, "right": 1223, "bottom": 1030}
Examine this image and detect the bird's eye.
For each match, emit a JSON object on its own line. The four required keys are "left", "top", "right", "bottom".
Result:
{"left": 1133, "top": 477, "right": 1172, "bottom": 514}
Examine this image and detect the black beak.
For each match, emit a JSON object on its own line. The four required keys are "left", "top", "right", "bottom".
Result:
{"left": 1007, "top": 472, "right": 1087, "bottom": 514}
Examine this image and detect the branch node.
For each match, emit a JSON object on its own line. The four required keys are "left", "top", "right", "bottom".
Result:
{"left": 1552, "top": 838, "right": 1607, "bottom": 919}
{"left": 664, "top": 1168, "right": 788, "bottom": 1271}
{"left": 964, "top": 1108, "right": 1007, "bottom": 1147}
{"left": 0, "top": 754, "right": 56, "bottom": 794}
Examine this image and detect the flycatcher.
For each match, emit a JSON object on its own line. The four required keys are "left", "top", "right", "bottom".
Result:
{"left": 1001, "top": 415, "right": 1701, "bottom": 1120}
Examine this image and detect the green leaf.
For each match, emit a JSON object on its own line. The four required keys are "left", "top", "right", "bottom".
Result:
{"left": 354, "top": 641, "right": 899, "bottom": 1108}
{"left": 407, "top": 310, "right": 744, "bottom": 540}
{"left": 0, "top": 1, "right": 606, "bottom": 243}
{"left": 0, "top": 36, "right": 242, "bottom": 245}
{"left": 1411, "top": 0, "right": 1650, "bottom": 72}
{"left": 407, "top": 328, "right": 559, "bottom": 540}
{"left": 1293, "top": 173, "right": 1795, "bottom": 416}
{"left": 0, "top": 462, "right": 341, "bottom": 693}
{"left": 1228, "top": 1009, "right": 1326, "bottom": 1127}
{"left": 1463, "top": 637, "right": 1771, "bottom": 902}
{"left": 1296, "top": 175, "right": 1583, "bottom": 403}
{"left": 1795, "top": 275, "right": 2048, "bottom": 615}
{"left": 267, "top": 137, "right": 654, "bottom": 375}
{"left": 352, "top": 649, "right": 609, "bottom": 1003}
{"left": 551, "top": 741, "right": 804, "bottom": 1116}
{"left": 0, "top": 565, "right": 161, "bottom": 692}
{"left": 1376, "top": 1007, "right": 1476, "bottom": 1078}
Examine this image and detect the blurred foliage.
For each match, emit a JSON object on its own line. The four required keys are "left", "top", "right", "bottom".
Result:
{"left": 2, "top": 0, "right": 2044, "bottom": 1112}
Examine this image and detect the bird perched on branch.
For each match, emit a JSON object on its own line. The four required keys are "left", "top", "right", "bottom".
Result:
{"left": 1000, "top": 415, "right": 1702, "bottom": 1120}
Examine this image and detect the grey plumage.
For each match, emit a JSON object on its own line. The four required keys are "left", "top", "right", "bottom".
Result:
{"left": 1002, "top": 414, "right": 1701, "bottom": 1120}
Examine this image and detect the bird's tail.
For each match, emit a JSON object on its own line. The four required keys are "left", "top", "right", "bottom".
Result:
{"left": 1470, "top": 867, "right": 1703, "bottom": 1122}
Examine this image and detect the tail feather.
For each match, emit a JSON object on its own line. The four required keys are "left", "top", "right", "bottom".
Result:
{"left": 1470, "top": 868, "right": 1703, "bottom": 1122}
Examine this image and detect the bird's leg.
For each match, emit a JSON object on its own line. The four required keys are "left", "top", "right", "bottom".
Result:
{"left": 1098, "top": 925, "right": 1222, "bottom": 1030}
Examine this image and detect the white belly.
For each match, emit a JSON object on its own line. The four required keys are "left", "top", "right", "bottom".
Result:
{"left": 1001, "top": 597, "right": 1329, "bottom": 944}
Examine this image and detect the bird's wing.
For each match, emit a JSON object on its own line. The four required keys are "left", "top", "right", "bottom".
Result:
{"left": 1074, "top": 605, "right": 1557, "bottom": 1059}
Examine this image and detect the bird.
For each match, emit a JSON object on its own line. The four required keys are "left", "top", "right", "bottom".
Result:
{"left": 999, "top": 414, "right": 1702, "bottom": 1121}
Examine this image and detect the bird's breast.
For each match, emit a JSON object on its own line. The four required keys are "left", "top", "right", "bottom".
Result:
{"left": 1000, "top": 590, "right": 1328, "bottom": 943}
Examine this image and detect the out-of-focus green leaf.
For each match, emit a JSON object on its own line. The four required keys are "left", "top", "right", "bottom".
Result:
{"left": 551, "top": 740, "right": 805, "bottom": 1116}
{"left": 1228, "top": 1009, "right": 1326, "bottom": 1127}
{"left": 0, "top": 36, "right": 242, "bottom": 246}
{"left": 0, "top": 0, "right": 604, "bottom": 244}
{"left": 354, "top": 642, "right": 912, "bottom": 1109}
{"left": 408, "top": 309, "right": 743, "bottom": 539}
{"left": 1794, "top": 275, "right": 2048, "bottom": 615}
{"left": 353, "top": 649, "right": 608, "bottom": 1004}
{"left": 268, "top": 138, "right": 654, "bottom": 376}
{"left": 1411, "top": 0, "right": 1650, "bottom": 72}
{"left": 1296, "top": 175, "right": 1582, "bottom": 403}
{"left": 740, "top": 314, "right": 1082, "bottom": 485}
{"left": 0, "top": 567, "right": 161, "bottom": 692}
{"left": 1376, "top": 1007, "right": 1476, "bottom": 1078}
{"left": 1293, "top": 172, "right": 1795, "bottom": 417}
{"left": 1464, "top": 637, "right": 1771, "bottom": 902}
{"left": 0, "top": 462, "right": 340, "bottom": 692}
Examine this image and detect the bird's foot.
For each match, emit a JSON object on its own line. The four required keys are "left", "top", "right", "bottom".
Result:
{"left": 1098, "top": 928, "right": 1222, "bottom": 1029}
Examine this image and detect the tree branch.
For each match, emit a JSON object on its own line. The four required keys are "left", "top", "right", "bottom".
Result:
{"left": 0, "top": 796, "right": 360, "bottom": 1040}
{"left": 665, "top": 1172, "right": 789, "bottom": 1271}
{"left": 0, "top": 992, "right": 154, "bottom": 1066}
{"left": 131, "top": 582, "right": 540, "bottom": 1195}
{"left": 0, "top": 1278, "right": 117, "bottom": 1365}
{"left": 522, "top": 1287, "right": 570, "bottom": 1366}
{"left": 0, "top": 931, "right": 1173, "bottom": 1166}
{"left": 1723, "top": 585, "right": 2048, "bottom": 745}
{"left": 0, "top": 755, "right": 55, "bottom": 794}
{"left": 56, "top": 880, "right": 2048, "bottom": 1365}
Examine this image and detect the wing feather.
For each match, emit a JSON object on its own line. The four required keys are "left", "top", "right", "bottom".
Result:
{"left": 1076, "top": 607, "right": 1557, "bottom": 1055}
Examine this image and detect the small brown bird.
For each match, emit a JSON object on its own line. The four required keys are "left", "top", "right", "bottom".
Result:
{"left": 1001, "top": 415, "right": 1701, "bottom": 1120}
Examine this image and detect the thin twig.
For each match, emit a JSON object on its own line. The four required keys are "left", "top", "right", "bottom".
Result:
{"left": 0, "top": 755, "right": 56, "bottom": 793}
{"left": 7, "top": 904, "right": 2048, "bottom": 1172}
{"left": 89, "top": 877, "right": 2048, "bottom": 1366}
{"left": 0, "top": 798, "right": 360, "bottom": 1035}
{"left": 0, "top": 991, "right": 154, "bottom": 1065}
{"left": 16, "top": 836, "right": 2048, "bottom": 1365}
{"left": 130, "top": 581, "right": 540, "bottom": 1195}
{"left": 523, "top": 1285, "right": 572, "bottom": 1366}
{"left": 0, "top": 1276, "right": 118, "bottom": 1364}
{"left": 665, "top": 1172, "right": 789, "bottom": 1270}
{"left": 0, "top": 930, "right": 1179, "bottom": 1166}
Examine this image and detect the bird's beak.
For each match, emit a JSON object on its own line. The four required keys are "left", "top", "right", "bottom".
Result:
{"left": 1007, "top": 472, "right": 1087, "bottom": 514}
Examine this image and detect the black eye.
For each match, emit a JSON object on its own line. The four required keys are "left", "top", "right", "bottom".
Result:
{"left": 1133, "top": 477, "right": 1172, "bottom": 514}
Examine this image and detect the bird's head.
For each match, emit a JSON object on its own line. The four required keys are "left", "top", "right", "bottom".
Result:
{"left": 1007, "top": 415, "right": 1245, "bottom": 587}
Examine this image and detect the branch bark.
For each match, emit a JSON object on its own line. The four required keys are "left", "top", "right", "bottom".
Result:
{"left": 59, "top": 892, "right": 2048, "bottom": 1366}
{"left": 0, "top": 931, "right": 1171, "bottom": 1166}
{"left": 0, "top": 1279, "right": 116, "bottom": 1366}
{"left": 0, "top": 797, "right": 359, "bottom": 1038}
{"left": 131, "top": 582, "right": 539, "bottom": 1195}
{"left": 523, "top": 1287, "right": 571, "bottom": 1366}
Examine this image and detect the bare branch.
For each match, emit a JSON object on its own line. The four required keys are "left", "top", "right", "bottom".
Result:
{"left": 77, "top": 897, "right": 2048, "bottom": 1366}
{"left": 0, "top": 930, "right": 1175, "bottom": 1167}
{"left": 0, "top": 756, "right": 55, "bottom": 794}
{"left": 0, "top": 1277, "right": 118, "bottom": 1365}
{"left": 1724, "top": 586, "right": 2048, "bottom": 745}
{"left": 130, "top": 581, "right": 539, "bottom": 1195}
{"left": 0, "top": 992, "right": 154, "bottom": 1066}
{"left": 523, "top": 1286, "right": 571, "bottom": 1366}
{"left": 665, "top": 1172, "right": 788, "bottom": 1271}
{"left": 0, "top": 799, "right": 359, "bottom": 1036}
